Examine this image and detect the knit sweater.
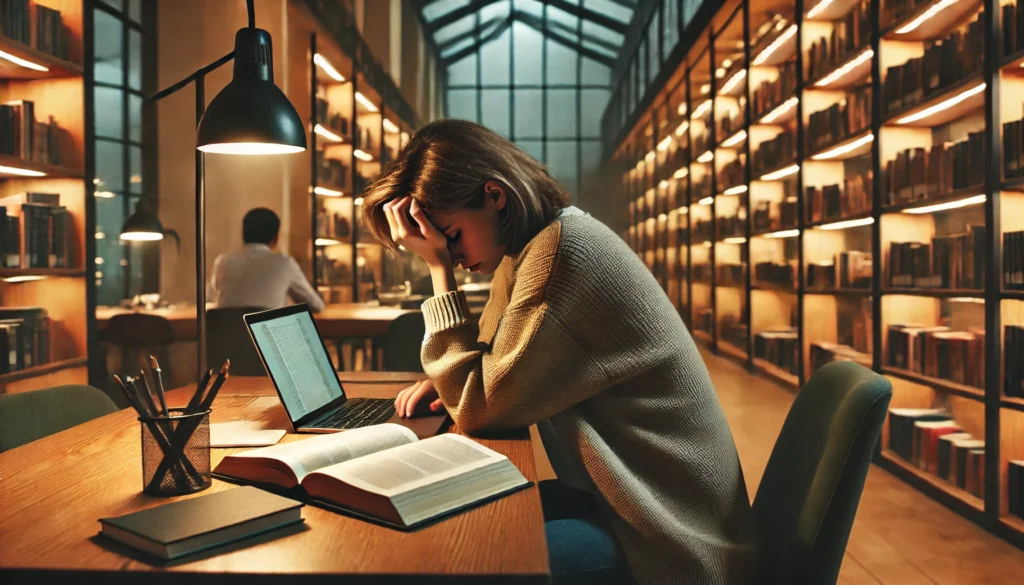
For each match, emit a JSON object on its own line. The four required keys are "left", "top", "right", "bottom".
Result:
{"left": 420, "top": 210, "right": 756, "bottom": 584}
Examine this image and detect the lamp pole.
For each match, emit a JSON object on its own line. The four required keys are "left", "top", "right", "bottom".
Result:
{"left": 195, "top": 74, "right": 206, "bottom": 377}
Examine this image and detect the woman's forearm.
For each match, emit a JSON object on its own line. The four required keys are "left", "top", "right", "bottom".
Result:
{"left": 429, "top": 262, "right": 458, "bottom": 296}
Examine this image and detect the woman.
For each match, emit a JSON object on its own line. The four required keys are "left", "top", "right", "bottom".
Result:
{"left": 361, "top": 119, "right": 756, "bottom": 584}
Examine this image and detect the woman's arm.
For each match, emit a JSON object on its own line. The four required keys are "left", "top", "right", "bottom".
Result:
{"left": 420, "top": 247, "right": 610, "bottom": 434}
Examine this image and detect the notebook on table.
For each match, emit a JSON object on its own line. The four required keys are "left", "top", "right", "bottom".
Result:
{"left": 243, "top": 304, "right": 446, "bottom": 438}
{"left": 213, "top": 423, "right": 531, "bottom": 530}
{"left": 98, "top": 486, "right": 303, "bottom": 561}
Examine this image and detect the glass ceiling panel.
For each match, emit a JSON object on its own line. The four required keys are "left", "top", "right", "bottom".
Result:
{"left": 583, "top": 0, "right": 633, "bottom": 23}
{"left": 423, "top": 0, "right": 469, "bottom": 22}
{"left": 434, "top": 14, "right": 476, "bottom": 44}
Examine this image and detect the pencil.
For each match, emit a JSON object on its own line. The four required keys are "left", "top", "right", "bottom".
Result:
{"left": 148, "top": 356, "right": 169, "bottom": 416}
{"left": 197, "top": 360, "right": 231, "bottom": 412}
{"left": 185, "top": 369, "right": 214, "bottom": 415}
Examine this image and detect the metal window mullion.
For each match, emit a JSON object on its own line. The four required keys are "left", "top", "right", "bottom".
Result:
{"left": 120, "top": 11, "right": 132, "bottom": 300}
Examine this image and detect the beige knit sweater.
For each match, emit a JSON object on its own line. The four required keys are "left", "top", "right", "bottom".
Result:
{"left": 421, "top": 209, "right": 756, "bottom": 584}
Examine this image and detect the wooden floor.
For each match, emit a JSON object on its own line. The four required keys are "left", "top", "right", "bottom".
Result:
{"left": 530, "top": 348, "right": 1024, "bottom": 583}
{"left": 703, "top": 349, "right": 1024, "bottom": 585}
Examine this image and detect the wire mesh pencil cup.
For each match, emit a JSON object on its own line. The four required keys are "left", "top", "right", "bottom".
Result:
{"left": 139, "top": 408, "right": 212, "bottom": 496}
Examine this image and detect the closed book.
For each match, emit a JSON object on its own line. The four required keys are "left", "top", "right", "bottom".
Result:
{"left": 99, "top": 486, "right": 303, "bottom": 561}
{"left": 937, "top": 433, "right": 973, "bottom": 481}
{"left": 1010, "top": 460, "right": 1024, "bottom": 520}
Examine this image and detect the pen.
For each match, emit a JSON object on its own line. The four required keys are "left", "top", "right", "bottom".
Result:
{"left": 185, "top": 369, "right": 214, "bottom": 415}
{"left": 148, "top": 355, "right": 169, "bottom": 416}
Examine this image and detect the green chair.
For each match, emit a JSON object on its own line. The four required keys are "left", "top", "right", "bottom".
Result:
{"left": 752, "top": 360, "right": 893, "bottom": 585}
{"left": 0, "top": 385, "right": 119, "bottom": 453}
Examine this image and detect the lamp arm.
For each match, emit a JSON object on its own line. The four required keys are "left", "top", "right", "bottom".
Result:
{"left": 161, "top": 228, "right": 182, "bottom": 253}
{"left": 247, "top": 0, "right": 255, "bottom": 28}
{"left": 146, "top": 51, "right": 235, "bottom": 104}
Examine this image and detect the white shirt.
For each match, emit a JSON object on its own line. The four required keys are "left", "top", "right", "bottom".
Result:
{"left": 208, "top": 243, "right": 325, "bottom": 312}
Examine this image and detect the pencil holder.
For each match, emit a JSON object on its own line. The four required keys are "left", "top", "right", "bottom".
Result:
{"left": 140, "top": 408, "right": 212, "bottom": 497}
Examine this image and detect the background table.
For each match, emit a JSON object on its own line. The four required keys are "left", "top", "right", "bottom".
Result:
{"left": 0, "top": 374, "right": 548, "bottom": 584}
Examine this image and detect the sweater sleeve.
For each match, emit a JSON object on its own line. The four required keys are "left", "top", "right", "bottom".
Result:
{"left": 420, "top": 245, "right": 610, "bottom": 434}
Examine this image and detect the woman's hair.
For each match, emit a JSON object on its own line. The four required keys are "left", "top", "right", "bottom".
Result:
{"left": 360, "top": 119, "right": 571, "bottom": 254}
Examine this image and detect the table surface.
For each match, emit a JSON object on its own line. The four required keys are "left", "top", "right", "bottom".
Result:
{"left": 0, "top": 375, "right": 548, "bottom": 584}
{"left": 96, "top": 304, "right": 421, "bottom": 341}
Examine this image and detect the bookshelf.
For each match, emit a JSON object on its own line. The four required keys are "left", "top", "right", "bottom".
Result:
{"left": 611, "top": 0, "right": 1024, "bottom": 547}
{"left": 306, "top": 28, "right": 418, "bottom": 306}
{"left": 0, "top": 0, "right": 90, "bottom": 395}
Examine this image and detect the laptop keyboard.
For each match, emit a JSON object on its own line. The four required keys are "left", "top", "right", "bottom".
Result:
{"left": 317, "top": 398, "right": 396, "bottom": 429}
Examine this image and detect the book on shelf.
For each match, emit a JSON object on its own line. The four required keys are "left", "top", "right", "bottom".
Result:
{"left": 1006, "top": 325, "right": 1024, "bottom": 398}
{"left": 1004, "top": 116, "right": 1024, "bottom": 182}
{"left": 1011, "top": 460, "right": 1024, "bottom": 521}
{"left": 887, "top": 324, "right": 985, "bottom": 388}
{"left": 1004, "top": 2, "right": 1024, "bottom": 58}
{"left": 0, "top": 192, "right": 74, "bottom": 269}
{"left": 809, "top": 342, "right": 871, "bottom": 374}
{"left": 315, "top": 209, "right": 350, "bottom": 241}
{"left": 806, "top": 172, "right": 872, "bottom": 223}
{"left": 0, "top": 0, "right": 70, "bottom": 60}
{"left": 314, "top": 96, "right": 350, "bottom": 138}
{"left": 754, "top": 260, "right": 796, "bottom": 289}
{"left": 753, "top": 328, "right": 799, "bottom": 377}
{"left": 883, "top": 132, "right": 985, "bottom": 206}
{"left": 720, "top": 315, "right": 748, "bottom": 351}
{"left": 752, "top": 62, "right": 797, "bottom": 121}
{"left": 0, "top": 306, "right": 50, "bottom": 373}
{"left": 715, "top": 215, "right": 744, "bottom": 240}
{"left": 888, "top": 225, "right": 985, "bottom": 290}
{"left": 1005, "top": 231, "right": 1024, "bottom": 290}
{"left": 214, "top": 424, "right": 530, "bottom": 530}
{"left": 882, "top": 14, "right": 984, "bottom": 117}
{"left": 807, "top": 87, "right": 871, "bottom": 153}
{"left": 718, "top": 158, "right": 744, "bottom": 193}
{"left": 804, "top": 0, "right": 871, "bottom": 82}
{"left": 315, "top": 152, "right": 349, "bottom": 191}
{"left": 716, "top": 262, "right": 745, "bottom": 286}
{"left": 753, "top": 130, "right": 796, "bottom": 176}
{"left": 0, "top": 100, "right": 63, "bottom": 167}
{"left": 888, "top": 408, "right": 985, "bottom": 496}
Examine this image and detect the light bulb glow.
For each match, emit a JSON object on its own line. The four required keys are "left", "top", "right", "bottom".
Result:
{"left": 313, "top": 53, "right": 345, "bottom": 82}
{"left": 0, "top": 49, "right": 48, "bottom": 71}
{"left": 95, "top": 191, "right": 116, "bottom": 198}
{"left": 819, "top": 217, "right": 874, "bottom": 230}
{"left": 902, "top": 194, "right": 985, "bottom": 214}
{"left": 674, "top": 167, "right": 689, "bottom": 179}
{"left": 675, "top": 121, "right": 690, "bottom": 136}
{"left": 895, "top": 83, "right": 985, "bottom": 125}
{"left": 752, "top": 24, "right": 797, "bottom": 65}
{"left": 355, "top": 91, "right": 378, "bottom": 112}
{"left": 315, "top": 238, "right": 343, "bottom": 246}
{"left": 198, "top": 143, "right": 305, "bottom": 155}
{"left": 313, "top": 186, "right": 344, "bottom": 197}
{"left": 759, "top": 164, "right": 800, "bottom": 181}
{"left": 353, "top": 149, "right": 374, "bottom": 161}
{"left": 811, "top": 133, "right": 874, "bottom": 160}
{"left": 120, "top": 231, "right": 164, "bottom": 241}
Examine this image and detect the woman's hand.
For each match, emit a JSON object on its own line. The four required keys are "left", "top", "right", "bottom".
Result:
{"left": 395, "top": 379, "right": 446, "bottom": 418}
{"left": 383, "top": 197, "right": 450, "bottom": 269}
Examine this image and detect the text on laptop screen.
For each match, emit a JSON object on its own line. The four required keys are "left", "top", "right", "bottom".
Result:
{"left": 249, "top": 310, "right": 343, "bottom": 420}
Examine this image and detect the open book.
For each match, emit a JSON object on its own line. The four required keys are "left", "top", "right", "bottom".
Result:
{"left": 213, "top": 424, "right": 530, "bottom": 529}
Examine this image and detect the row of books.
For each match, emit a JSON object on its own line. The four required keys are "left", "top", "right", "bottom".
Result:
{"left": 754, "top": 328, "right": 800, "bottom": 378}
{"left": 315, "top": 209, "right": 351, "bottom": 241}
{"left": 718, "top": 158, "right": 744, "bottom": 193}
{"left": 692, "top": 129, "right": 711, "bottom": 157}
{"left": 716, "top": 215, "right": 744, "bottom": 239}
{"left": 0, "top": 0, "right": 70, "bottom": 60}
{"left": 1004, "top": 231, "right": 1024, "bottom": 291}
{"left": 314, "top": 96, "right": 350, "bottom": 139}
{"left": 692, "top": 175, "right": 712, "bottom": 200}
{"left": 882, "top": 0, "right": 935, "bottom": 29}
{"left": 754, "top": 261, "right": 796, "bottom": 290}
{"left": 806, "top": 173, "right": 872, "bottom": 223}
{"left": 807, "top": 251, "right": 873, "bottom": 290}
{"left": 752, "top": 62, "right": 797, "bottom": 122}
{"left": 887, "top": 226, "right": 985, "bottom": 290}
{"left": 1003, "top": 117, "right": 1024, "bottom": 181}
{"left": 0, "top": 100, "right": 63, "bottom": 167}
{"left": 809, "top": 341, "right": 871, "bottom": 376}
{"left": 887, "top": 324, "right": 986, "bottom": 389}
{"left": 807, "top": 86, "right": 871, "bottom": 154}
{"left": 1005, "top": 325, "right": 1024, "bottom": 398}
{"left": 352, "top": 124, "right": 375, "bottom": 153}
{"left": 883, "top": 133, "right": 986, "bottom": 207}
{"left": 0, "top": 192, "right": 74, "bottom": 269}
{"left": 693, "top": 218, "right": 713, "bottom": 242}
{"left": 719, "top": 316, "right": 748, "bottom": 353}
{"left": 314, "top": 152, "right": 349, "bottom": 192}
{"left": 804, "top": 0, "right": 871, "bottom": 82}
{"left": 1003, "top": 2, "right": 1024, "bottom": 58}
{"left": 692, "top": 263, "right": 712, "bottom": 282}
{"left": 753, "top": 197, "right": 798, "bottom": 232}
{"left": 717, "top": 263, "right": 745, "bottom": 286}
{"left": 717, "top": 112, "right": 744, "bottom": 145}
{"left": 887, "top": 409, "right": 985, "bottom": 499}
{"left": 882, "top": 15, "right": 984, "bottom": 118}
{"left": 1011, "top": 461, "right": 1024, "bottom": 521}
{"left": 0, "top": 307, "right": 50, "bottom": 373}
{"left": 753, "top": 131, "right": 796, "bottom": 176}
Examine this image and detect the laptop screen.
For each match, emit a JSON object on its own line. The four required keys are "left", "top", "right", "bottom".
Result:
{"left": 247, "top": 307, "right": 344, "bottom": 421}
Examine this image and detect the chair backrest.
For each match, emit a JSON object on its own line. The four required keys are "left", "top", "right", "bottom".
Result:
{"left": 206, "top": 307, "right": 268, "bottom": 376}
{"left": 103, "top": 313, "right": 176, "bottom": 347}
{"left": 377, "top": 312, "right": 426, "bottom": 372}
{"left": 751, "top": 360, "right": 892, "bottom": 585}
{"left": 0, "top": 385, "right": 118, "bottom": 453}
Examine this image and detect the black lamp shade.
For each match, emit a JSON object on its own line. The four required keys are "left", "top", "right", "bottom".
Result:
{"left": 120, "top": 209, "right": 164, "bottom": 241}
{"left": 197, "top": 28, "right": 306, "bottom": 155}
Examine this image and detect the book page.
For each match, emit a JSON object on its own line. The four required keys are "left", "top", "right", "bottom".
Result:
{"left": 315, "top": 434, "right": 506, "bottom": 497}
{"left": 229, "top": 423, "right": 417, "bottom": 481}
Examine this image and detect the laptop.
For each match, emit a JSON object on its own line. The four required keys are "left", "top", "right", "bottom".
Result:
{"left": 243, "top": 304, "right": 447, "bottom": 438}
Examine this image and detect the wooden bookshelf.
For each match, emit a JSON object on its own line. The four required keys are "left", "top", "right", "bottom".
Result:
{"left": 0, "top": 0, "right": 89, "bottom": 395}
{"left": 610, "top": 0, "right": 1023, "bottom": 545}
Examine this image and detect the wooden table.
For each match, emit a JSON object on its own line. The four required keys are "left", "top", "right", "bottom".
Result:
{"left": 0, "top": 375, "right": 548, "bottom": 584}
{"left": 96, "top": 304, "right": 420, "bottom": 342}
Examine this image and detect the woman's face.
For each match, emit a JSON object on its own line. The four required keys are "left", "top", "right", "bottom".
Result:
{"left": 428, "top": 182, "right": 508, "bottom": 275}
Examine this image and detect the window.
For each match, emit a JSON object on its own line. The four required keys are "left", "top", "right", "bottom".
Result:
{"left": 92, "top": 0, "right": 150, "bottom": 306}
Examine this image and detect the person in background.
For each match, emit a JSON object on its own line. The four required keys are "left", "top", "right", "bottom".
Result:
{"left": 208, "top": 207, "right": 325, "bottom": 312}
{"left": 359, "top": 119, "right": 756, "bottom": 585}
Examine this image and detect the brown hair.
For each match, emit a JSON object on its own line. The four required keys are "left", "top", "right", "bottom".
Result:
{"left": 359, "top": 119, "right": 571, "bottom": 254}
